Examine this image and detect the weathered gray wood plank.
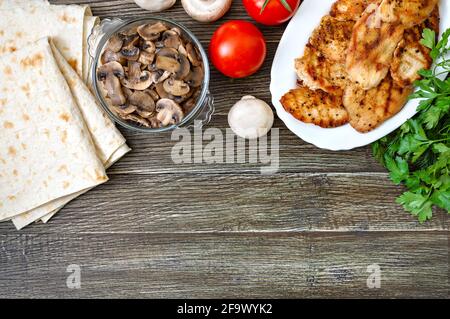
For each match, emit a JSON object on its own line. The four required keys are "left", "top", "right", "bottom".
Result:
{"left": 0, "top": 232, "right": 448, "bottom": 298}
{"left": 108, "top": 115, "right": 385, "bottom": 175}
{"left": 5, "top": 0, "right": 441, "bottom": 300}
{"left": 0, "top": 173, "right": 447, "bottom": 234}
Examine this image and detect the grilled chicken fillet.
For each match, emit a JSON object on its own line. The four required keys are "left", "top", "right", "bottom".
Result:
{"left": 281, "top": 87, "right": 349, "bottom": 128}
{"left": 296, "top": 45, "right": 348, "bottom": 94}
{"left": 346, "top": 3, "right": 405, "bottom": 90}
{"left": 330, "top": 0, "right": 382, "bottom": 21}
{"left": 390, "top": 7, "right": 439, "bottom": 87}
{"left": 378, "top": 0, "right": 439, "bottom": 28}
{"left": 309, "top": 16, "right": 355, "bottom": 62}
{"left": 343, "top": 75, "right": 412, "bottom": 132}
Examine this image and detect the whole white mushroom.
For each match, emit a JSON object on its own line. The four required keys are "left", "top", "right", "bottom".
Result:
{"left": 134, "top": 0, "right": 176, "bottom": 12}
{"left": 228, "top": 96, "right": 274, "bottom": 140}
{"left": 181, "top": 0, "right": 232, "bottom": 22}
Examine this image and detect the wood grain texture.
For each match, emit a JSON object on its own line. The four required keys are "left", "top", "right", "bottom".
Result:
{"left": 108, "top": 116, "right": 385, "bottom": 175}
{"left": 0, "top": 232, "right": 448, "bottom": 298}
{"left": 0, "top": 173, "right": 448, "bottom": 234}
{"left": 0, "top": 0, "right": 448, "bottom": 299}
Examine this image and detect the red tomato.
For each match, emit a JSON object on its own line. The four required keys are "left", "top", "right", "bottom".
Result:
{"left": 243, "top": 0, "right": 301, "bottom": 25}
{"left": 209, "top": 20, "right": 266, "bottom": 78}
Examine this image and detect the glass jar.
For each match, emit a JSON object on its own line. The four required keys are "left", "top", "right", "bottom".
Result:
{"left": 87, "top": 17, "right": 214, "bottom": 132}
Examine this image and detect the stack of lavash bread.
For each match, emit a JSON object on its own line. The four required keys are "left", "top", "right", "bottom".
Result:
{"left": 0, "top": 0, "right": 130, "bottom": 229}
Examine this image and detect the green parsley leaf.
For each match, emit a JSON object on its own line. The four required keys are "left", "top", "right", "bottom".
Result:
{"left": 372, "top": 27, "right": 450, "bottom": 222}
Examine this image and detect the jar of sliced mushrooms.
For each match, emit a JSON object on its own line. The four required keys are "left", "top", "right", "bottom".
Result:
{"left": 88, "top": 17, "right": 214, "bottom": 132}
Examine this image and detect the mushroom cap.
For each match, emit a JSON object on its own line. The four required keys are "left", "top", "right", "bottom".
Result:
{"left": 175, "top": 53, "right": 191, "bottom": 80}
{"left": 162, "top": 30, "right": 182, "bottom": 49}
{"left": 181, "top": 0, "right": 232, "bottom": 22}
{"left": 163, "top": 78, "right": 191, "bottom": 96}
{"left": 128, "top": 91, "right": 156, "bottom": 112}
{"left": 185, "top": 66, "right": 203, "bottom": 87}
{"left": 134, "top": 0, "right": 176, "bottom": 12}
{"left": 120, "top": 34, "right": 141, "bottom": 60}
{"left": 141, "top": 40, "right": 156, "bottom": 54}
{"left": 186, "top": 42, "right": 202, "bottom": 66}
{"left": 151, "top": 70, "right": 171, "bottom": 84}
{"left": 112, "top": 104, "right": 137, "bottom": 116}
{"left": 228, "top": 96, "right": 274, "bottom": 139}
{"left": 137, "top": 22, "right": 169, "bottom": 40}
{"left": 101, "top": 50, "right": 127, "bottom": 65}
{"left": 121, "top": 70, "right": 153, "bottom": 90}
{"left": 106, "top": 35, "right": 124, "bottom": 53}
{"left": 97, "top": 61, "right": 125, "bottom": 80}
{"left": 156, "top": 98, "right": 184, "bottom": 126}
{"left": 138, "top": 51, "right": 155, "bottom": 65}
{"left": 103, "top": 76, "right": 127, "bottom": 106}
{"left": 123, "top": 113, "right": 152, "bottom": 127}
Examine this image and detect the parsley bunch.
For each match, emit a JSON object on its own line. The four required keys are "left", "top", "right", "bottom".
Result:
{"left": 372, "top": 28, "right": 450, "bottom": 222}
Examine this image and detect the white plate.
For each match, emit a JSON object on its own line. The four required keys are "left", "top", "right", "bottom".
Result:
{"left": 270, "top": 0, "right": 449, "bottom": 151}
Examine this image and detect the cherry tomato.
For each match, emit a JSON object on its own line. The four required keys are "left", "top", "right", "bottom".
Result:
{"left": 243, "top": 0, "right": 301, "bottom": 26}
{"left": 209, "top": 21, "right": 266, "bottom": 78}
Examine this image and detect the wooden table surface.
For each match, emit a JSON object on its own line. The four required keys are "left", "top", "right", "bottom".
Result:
{"left": 1, "top": 0, "right": 449, "bottom": 299}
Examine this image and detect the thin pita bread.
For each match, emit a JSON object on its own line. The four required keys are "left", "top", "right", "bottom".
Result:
{"left": 0, "top": 38, "right": 108, "bottom": 222}
{"left": 11, "top": 42, "right": 130, "bottom": 229}
{"left": 0, "top": 0, "right": 90, "bottom": 76}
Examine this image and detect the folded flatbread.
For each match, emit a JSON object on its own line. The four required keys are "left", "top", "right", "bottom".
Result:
{"left": 0, "top": 38, "right": 108, "bottom": 222}
{"left": 0, "top": 1, "right": 131, "bottom": 228}
{"left": 11, "top": 41, "right": 131, "bottom": 229}
{"left": 0, "top": 0, "right": 91, "bottom": 77}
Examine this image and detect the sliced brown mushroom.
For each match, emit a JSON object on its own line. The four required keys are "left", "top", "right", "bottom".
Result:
{"left": 128, "top": 61, "right": 142, "bottom": 79}
{"left": 148, "top": 117, "right": 162, "bottom": 128}
{"left": 178, "top": 43, "right": 188, "bottom": 56}
{"left": 97, "top": 61, "right": 125, "bottom": 80}
{"left": 155, "top": 55, "right": 180, "bottom": 73}
{"left": 112, "top": 104, "right": 137, "bottom": 117}
{"left": 183, "top": 97, "right": 196, "bottom": 113}
{"left": 98, "top": 21, "right": 205, "bottom": 129}
{"left": 121, "top": 61, "right": 153, "bottom": 90}
{"left": 156, "top": 48, "right": 190, "bottom": 79}
{"left": 119, "top": 27, "right": 138, "bottom": 37}
{"left": 172, "top": 88, "right": 194, "bottom": 104}
{"left": 106, "top": 35, "right": 124, "bottom": 53}
{"left": 171, "top": 27, "right": 182, "bottom": 35}
{"left": 140, "top": 40, "right": 156, "bottom": 61}
{"left": 103, "top": 76, "right": 126, "bottom": 106}
{"left": 186, "top": 42, "right": 202, "bottom": 66}
{"left": 128, "top": 91, "right": 156, "bottom": 113}
{"left": 155, "top": 82, "right": 169, "bottom": 99}
{"left": 136, "top": 108, "right": 154, "bottom": 118}
{"left": 138, "top": 51, "right": 155, "bottom": 65}
{"left": 151, "top": 69, "right": 171, "bottom": 83}
{"left": 156, "top": 98, "right": 184, "bottom": 126}
{"left": 174, "top": 53, "right": 190, "bottom": 80}
{"left": 163, "top": 78, "right": 190, "bottom": 96}
{"left": 185, "top": 66, "right": 203, "bottom": 87}
{"left": 123, "top": 113, "right": 151, "bottom": 127}
{"left": 137, "top": 22, "right": 168, "bottom": 41}
{"left": 97, "top": 62, "right": 126, "bottom": 106}
{"left": 145, "top": 88, "right": 160, "bottom": 101}
{"left": 122, "top": 87, "right": 134, "bottom": 98}
{"left": 162, "top": 30, "right": 182, "bottom": 49}
{"left": 121, "top": 34, "right": 140, "bottom": 60}
{"left": 182, "top": 88, "right": 200, "bottom": 113}
{"left": 101, "top": 50, "right": 127, "bottom": 65}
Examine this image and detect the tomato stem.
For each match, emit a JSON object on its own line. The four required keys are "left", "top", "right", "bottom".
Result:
{"left": 260, "top": 0, "right": 293, "bottom": 15}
